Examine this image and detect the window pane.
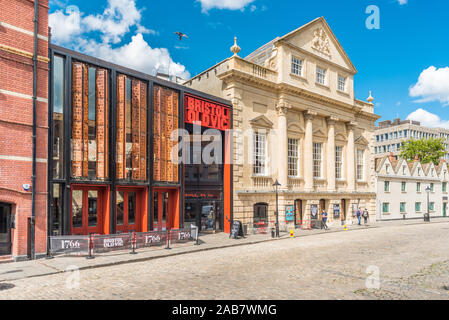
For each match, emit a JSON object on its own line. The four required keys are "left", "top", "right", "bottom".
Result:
{"left": 335, "top": 146, "right": 343, "bottom": 179}
{"left": 72, "top": 190, "right": 83, "bottom": 228}
{"left": 116, "top": 191, "right": 124, "bottom": 225}
{"left": 253, "top": 131, "right": 266, "bottom": 175}
{"left": 153, "top": 192, "right": 159, "bottom": 228}
{"left": 313, "top": 142, "right": 322, "bottom": 178}
{"left": 71, "top": 62, "right": 109, "bottom": 180}
{"left": 128, "top": 192, "right": 136, "bottom": 225}
{"left": 87, "top": 191, "right": 98, "bottom": 227}
{"left": 53, "top": 56, "right": 64, "bottom": 179}
{"left": 288, "top": 138, "right": 299, "bottom": 177}
{"left": 162, "top": 192, "right": 168, "bottom": 223}
{"left": 88, "top": 67, "right": 97, "bottom": 178}
{"left": 51, "top": 184, "right": 63, "bottom": 235}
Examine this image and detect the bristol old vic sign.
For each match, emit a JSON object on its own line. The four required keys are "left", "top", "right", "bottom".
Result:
{"left": 184, "top": 94, "right": 231, "bottom": 130}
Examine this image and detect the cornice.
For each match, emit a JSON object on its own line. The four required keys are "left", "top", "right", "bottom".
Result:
{"left": 218, "top": 69, "right": 381, "bottom": 121}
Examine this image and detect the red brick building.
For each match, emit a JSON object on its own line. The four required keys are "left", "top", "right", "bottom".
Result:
{"left": 0, "top": 0, "right": 49, "bottom": 260}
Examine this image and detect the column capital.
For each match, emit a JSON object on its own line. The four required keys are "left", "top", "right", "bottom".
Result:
{"left": 346, "top": 121, "right": 358, "bottom": 131}
{"left": 304, "top": 110, "right": 317, "bottom": 122}
{"left": 326, "top": 116, "right": 339, "bottom": 126}
{"left": 275, "top": 100, "right": 291, "bottom": 116}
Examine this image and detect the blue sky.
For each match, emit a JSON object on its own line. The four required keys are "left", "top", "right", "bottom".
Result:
{"left": 49, "top": 0, "right": 449, "bottom": 127}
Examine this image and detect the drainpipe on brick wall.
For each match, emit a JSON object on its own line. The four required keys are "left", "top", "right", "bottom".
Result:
{"left": 30, "top": 0, "right": 39, "bottom": 260}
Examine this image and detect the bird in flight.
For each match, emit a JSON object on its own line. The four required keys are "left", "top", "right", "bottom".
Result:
{"left": 174, "top": 32, "right": 188, "bottom": 40}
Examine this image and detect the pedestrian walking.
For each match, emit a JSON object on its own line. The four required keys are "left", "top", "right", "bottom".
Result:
{"left": 363, "top": 208, "right": 369, "bottom": 225}
{"left": 321, "top": 209, "right": 329, "bottom": 230}
{"left": 357, "top": 207, "right": 362, "bottom": 225}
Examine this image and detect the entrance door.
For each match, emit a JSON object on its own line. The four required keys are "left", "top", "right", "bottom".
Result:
{"left": 184, "top": 201, "right": 199, "bottom": 229}
{"left": 294, "top": 199, "right": 303, "bottom": 225}
{"left": 0, "top": 203, "right": 12, "bottom": 255}
{"left": 341, "top": 199, "right": 347, "bottom": 222}
{"left": 116, "top": 188, "right": 145, "bottom": 233}
{"left": 200, "top": 202, "right": 218, "bottom": 232}
{"left": 71, "top": 186, "right": 105, "bottom": 235}
{"left": 153, "top": 188, "right": 179, "bottom": 231}
{"left": 444, "top": 203, "right": 447, "bottom": 217}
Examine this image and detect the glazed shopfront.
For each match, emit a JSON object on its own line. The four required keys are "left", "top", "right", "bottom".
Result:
{"left": 48, "top": 45, "right": 232, "bottom": 239}
{"left": 183, "top": 94, "right": 232, "bottom": 232}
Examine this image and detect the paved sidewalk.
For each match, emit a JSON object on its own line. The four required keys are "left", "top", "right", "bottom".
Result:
{"left": 0, "top": 217, "right": 446, "bottom": 283}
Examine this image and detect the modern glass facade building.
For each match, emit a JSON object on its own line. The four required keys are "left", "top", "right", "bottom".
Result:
{"left": 48, "top": 45, "right": 233, "bottom": 241}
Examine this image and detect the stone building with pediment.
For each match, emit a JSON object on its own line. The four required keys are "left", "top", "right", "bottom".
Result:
{"left": 184, "top": 17, "right": 380, "bottom": 230}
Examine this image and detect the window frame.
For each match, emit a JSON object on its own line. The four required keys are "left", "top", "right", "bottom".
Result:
{"left": 253, "top": 130, "right": 267, "bottom": 176}
{"left": 288, "top": 138, "right": 300, "bottom": 178}
{"left": 291, "top": 56, "right": 304, "bottom": 77}
{"left": 316, "top": 66, "right": 327, "bottom": 86}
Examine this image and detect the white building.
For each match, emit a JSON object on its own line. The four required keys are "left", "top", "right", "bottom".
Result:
{"left": 375, "top": 155, "right": 449, "bottom": 220}
{"left": 374, "top": 118, "right": 449, "bottom": 161}
{"left": 185, "top": 17, "right": 380, "bottom": 229}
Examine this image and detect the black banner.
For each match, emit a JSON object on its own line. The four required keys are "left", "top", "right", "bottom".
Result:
{"left": 49, "top": 235, "right": 90, "bottom": 256}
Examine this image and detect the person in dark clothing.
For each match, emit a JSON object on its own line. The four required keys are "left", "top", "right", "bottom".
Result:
{"left": 321, "top": 209, "right": 329, "bottom": 230}
{"left": 363, "top": 208, "right": 369, "bottom": 225}
{"left": 357, "top": 208, "right": 362, "bottom": 225}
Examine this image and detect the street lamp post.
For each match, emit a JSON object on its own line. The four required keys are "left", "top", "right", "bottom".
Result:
{"left": 273, "top": 180, "right": 281, "bottom": 238}
{"left": 425, "top": 186, "right": 431, "bottom": 222}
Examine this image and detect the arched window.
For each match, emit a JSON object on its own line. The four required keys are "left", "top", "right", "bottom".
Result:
{"left": 253, "top": 202, "right": 268, "bottom": 224}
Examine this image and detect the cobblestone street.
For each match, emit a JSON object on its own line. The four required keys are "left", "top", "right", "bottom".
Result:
{"left": 1, "top": 221, "right": 449, "bottom": 299}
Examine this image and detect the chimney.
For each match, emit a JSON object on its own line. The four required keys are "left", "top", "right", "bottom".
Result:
{"left": 389, "top": 152, "right": 396, "bottom": 163}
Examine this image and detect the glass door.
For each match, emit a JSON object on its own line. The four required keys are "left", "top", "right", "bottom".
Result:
{"left": 153, "top": 189, "right": 170, "bottom": 231}
{"left": 0, "top": 203, "right": 12, "bottom": 255}
{"left": 71, "top": 186, "right": 104, "bottom": 235}
{"left": 116, "top": 188, "right": 142, "bottom": 233}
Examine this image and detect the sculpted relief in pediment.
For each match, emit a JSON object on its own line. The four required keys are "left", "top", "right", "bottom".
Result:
{"left": 311, "top": 28, "right": 331, "bottom": 57}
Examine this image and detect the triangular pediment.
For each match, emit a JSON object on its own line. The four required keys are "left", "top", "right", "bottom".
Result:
{"left": 249, "top": 115, "right": 273, "bottom": 128}
{"left": 313, "top": 127, "right": 326, "bottom": 138}
{"left": 277, "top": 17, "right": 357, "bottom": 74}
{"left": 287, "top": 121, "right": 304, "bottom": 134}
{"left": 355, "top": 135, "right": 369, "bottom": 146}
{"left": 335, "top": 133, "right": 347, "bottom": 142}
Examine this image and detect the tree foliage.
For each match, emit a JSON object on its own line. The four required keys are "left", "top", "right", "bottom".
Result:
{"left": 399, "top": 137, "right": 446, "bottom": 165}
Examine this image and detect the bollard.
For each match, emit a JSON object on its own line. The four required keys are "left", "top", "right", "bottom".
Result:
{"left": 194, "top": 227, "right": 200, "bottom": 246}
{"left": 130, "top": 232, "right": 137, "bottom": 254}
{"left": 86, "top": 233, "right": 95, "bottom": 259}
{"left": 45, "top": 237, "right": 54, "bottom": 259}
{"left": 271, "top": 228, "right": 275, "bottom": 238}
{"left": 165, "top": 229, "right": 171, "bottom": 250}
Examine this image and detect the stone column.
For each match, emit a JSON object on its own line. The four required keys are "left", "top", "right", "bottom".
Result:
{"left": 276, "top": 100, "right": 290, "bottom": 189}
{"left": 327, "top": 116, "right": 338, "bottom": 191}
{"left": 304, "top": 110, "right": 316, "bottom": 191}
{"left": 346, "top": 121, "right": 357, "bottom": 192}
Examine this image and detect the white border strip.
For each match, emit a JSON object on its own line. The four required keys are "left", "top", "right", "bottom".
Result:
{"left": 0, "top": 155, "right": 47, "bottom": 163}
{"left": 0, "top": 89, "right": 47, "bottom": 103}
{"left": 0, "top": 21, "right": 48, "bottom": 41}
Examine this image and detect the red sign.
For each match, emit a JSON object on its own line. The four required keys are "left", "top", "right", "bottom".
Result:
{"left": 184, "top": 94, "right": 231, "bottom": 130}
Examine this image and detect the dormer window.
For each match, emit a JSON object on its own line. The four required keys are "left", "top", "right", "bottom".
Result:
{"left": 316, "top": 66, "right": 327, "bottom": 85}
{"left": 338, "top": 75, "right": 346, "bottom": 92}
{"left": 291, "top": 57, "right": 303, "bottom": 76}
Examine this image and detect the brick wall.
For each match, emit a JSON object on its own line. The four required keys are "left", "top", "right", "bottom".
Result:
{"left": 0, "top": 0, "right": 49, "bottom": 259}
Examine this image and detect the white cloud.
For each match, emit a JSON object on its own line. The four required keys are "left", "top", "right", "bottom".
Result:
{"left": 406, "top": 108, "right": 449, "bottom": 129}
{"left": 197, "top": 0, "right": 256, "bottom": 12}
{"left": 82, "top": 0, "right": 153, "bottom": 44}
{"left": 49, "top": 0, "right": 189, "bottom": 78}
{"left": 77, "top": 34, "right": 190, "bottom": 79}
{"left": 409, "top": 66, "right": 449, "bottom": 106}
{"left": 398, "top": 0, "right": 408, "bottom": 5}
{"left": 49, "top": 7, "right": 82, "bottom": 43}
